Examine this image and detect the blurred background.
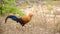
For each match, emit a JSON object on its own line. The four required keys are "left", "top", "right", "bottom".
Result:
{"left": 0, "top": 0, "right": 60, "bottom": 34}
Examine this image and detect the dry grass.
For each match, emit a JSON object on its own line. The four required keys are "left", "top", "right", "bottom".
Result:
{"left": 0, "top": 1, "right": 60, "bottom": 34}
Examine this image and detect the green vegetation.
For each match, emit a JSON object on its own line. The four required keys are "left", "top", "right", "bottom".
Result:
{"left": 0, "top": 0, "right": 25, "bottom": 16}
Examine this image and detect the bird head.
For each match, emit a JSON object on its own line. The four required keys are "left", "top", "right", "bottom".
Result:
{"left": 29, "top": 13, "right": 33, "bottom": 18}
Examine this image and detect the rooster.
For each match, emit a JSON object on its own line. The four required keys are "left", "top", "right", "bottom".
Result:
{"left": 5, "top": 13, "right": 33, "bottom": 26}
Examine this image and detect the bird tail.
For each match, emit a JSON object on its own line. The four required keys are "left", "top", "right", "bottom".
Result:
{"left": 5, "top": 16, "right": 9, "bottom": 23}
{"left": 5, "top": 15, "right": 19, "bottom": 23}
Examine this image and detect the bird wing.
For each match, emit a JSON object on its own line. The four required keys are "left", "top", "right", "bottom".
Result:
{"left": 22, "top": 16, "right": 30, "bottom": 23}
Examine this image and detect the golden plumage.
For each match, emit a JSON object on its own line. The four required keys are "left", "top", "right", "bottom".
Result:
{"left": 22, "top": 13, "right": 33, "bottom": 23}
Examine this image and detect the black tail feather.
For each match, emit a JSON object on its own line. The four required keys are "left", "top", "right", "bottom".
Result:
{"left": 5, "top": 16, "right": 9, "bottom": 23}
{"left": 5, "top": 15, "right": 25, "bottom": 26}
{"left": 5, "top": 15, "right": 18, "bottom": 23}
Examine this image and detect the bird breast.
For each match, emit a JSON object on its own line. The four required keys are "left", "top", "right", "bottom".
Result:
{"left": 22, "top": 16, "right": 30, "bottom": 23}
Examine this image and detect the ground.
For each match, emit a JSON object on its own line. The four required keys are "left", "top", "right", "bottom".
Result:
{"left": 0, "top": 1, "right": 60, "bottom": 34}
